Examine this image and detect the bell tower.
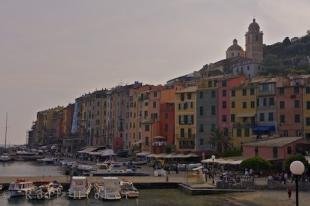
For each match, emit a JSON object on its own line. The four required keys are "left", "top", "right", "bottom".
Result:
{"left": 245, "top": 19, "right": 263, "bottom": 63}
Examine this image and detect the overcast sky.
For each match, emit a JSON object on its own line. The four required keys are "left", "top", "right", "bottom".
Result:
{"left": 0, "top": 0, "right": 310, "bottom": 145}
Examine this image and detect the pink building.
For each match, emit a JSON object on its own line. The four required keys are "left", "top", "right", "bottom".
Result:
{"left": 217, "top": 75, "right": 246, "bottom": 135}
{"left": 243, "top": 137, "right": 304, "bottom": 160}
{"left": 276, "top": 78, "right": 303, "bottom": 137}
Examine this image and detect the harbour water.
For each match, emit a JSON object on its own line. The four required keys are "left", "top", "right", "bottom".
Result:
{"left": 0, "top": 161, "right": 63, "bottom": 176}
{"left": 0, "top": 189, "right": 231, "bottom": 206}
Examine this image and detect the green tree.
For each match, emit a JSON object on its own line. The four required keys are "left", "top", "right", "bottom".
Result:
{"left": 210, "top": 128, "right": 231, "bottom": 154}
{"left": 240, "top": 156, "right": 271, "bottom": 172}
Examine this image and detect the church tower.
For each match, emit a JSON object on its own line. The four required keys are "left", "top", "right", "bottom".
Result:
{"left": 245, "top": 19, "right": 263, "bottom": 62}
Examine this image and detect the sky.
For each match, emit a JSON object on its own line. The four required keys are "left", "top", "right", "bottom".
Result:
{"left": 0, "top": 0, "right": 310, "bottom": 145}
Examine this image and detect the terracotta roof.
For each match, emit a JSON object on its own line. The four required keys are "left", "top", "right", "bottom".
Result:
{"left": 244, "top": 137, "right": 303, "bottom": 147}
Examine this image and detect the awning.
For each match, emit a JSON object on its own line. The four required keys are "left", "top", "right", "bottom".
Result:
{"left": 77, "top": 147, "right": 100, "bottom": 154}
{"left": 88, "top": 149, "right": 115, "bottom": 156}
{"left": 201, "top": 158, "right": 242, "bottom": 165}
{"left": 253, "top": 125, "right": 275, "bottom": 133}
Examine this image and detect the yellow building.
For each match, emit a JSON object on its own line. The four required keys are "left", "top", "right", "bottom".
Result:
{"left": 230, "top": 82, "right": 256, "bottom": 148}
{"left": 175, "top": 86, "right": 197, "bottom": 152}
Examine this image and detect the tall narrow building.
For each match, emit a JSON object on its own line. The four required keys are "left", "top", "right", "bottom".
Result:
{"left": 245, "top": 18, "right": 263, "bottom": 63}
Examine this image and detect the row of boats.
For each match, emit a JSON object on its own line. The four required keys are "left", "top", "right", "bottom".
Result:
{"left": 6, "top": 176, "right": 139, "bottom": 200}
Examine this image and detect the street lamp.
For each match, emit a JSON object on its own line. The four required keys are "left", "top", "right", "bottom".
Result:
{"left": 211, "top": 155, "right": 215, "bottom": 184}
{"left": 290, "top": 161, "right": 305, "bottom": 206}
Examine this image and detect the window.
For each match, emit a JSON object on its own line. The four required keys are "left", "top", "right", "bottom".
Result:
{"left": 259, "top": 113, "right": 265, "bottom": 121}
{"left": 287, "top": 146, "right": 292, "bottom": 155}
{"left": 294, "top": 100, "right": 300, "bottom": 108}
{"left": 306, "top": 117, "right": 310, "bottom": 126}
{"left": 181, "top": 93, "right": 185, "bottom": 101}
{"left": 199, "top": 106, "right": 204, "bottom": 116}
{"left": 211, "top": 90, "right": 216, "bottom": 98}
{"left": 268, "top": 112, "right": 274, "bottom": 121}
{"left": 244, "top": 128, "right": 250, "bottom": 137}
{"left": 279, "top": 87, "right": 284, "bottom": 95}
{"left": 145, "top": 137, "right": 149, "bottom": 146}
{"left": 145, "top": 124, "right": 150, "bottom": 131}
{"left": 251, "top": 101, "right": 255, "bottom": 108}
{"left": 295, "top": 114, "right": 300, "bottom": 123}
{"left": 294, "top": 87, "right": 299, "bottom": 94}
{"left": 307, "top": 101, "right": 310, "bottom": 109}
{"left": 231, "top": 114, "right": 235, "bottom": 122}
{"left": 144, "top": 111, "right": 148, "bottom": 118}
{"left": 188, "top": 128, "right": 192, "bottom": 138}
{"left": 280, "top": 115, "right": 285, "bottom": 123}
{"left": 211, "top": 105, "right": 216, "bottom": 115}
{"left": 222, "top": 101, "right": 227, "bottom": 109}
{"left": 231, "top": 90, "right": 235, "bottom": 97}
{"left": 255, "top": 146, "right": 258, "bottom": 156}
{"left": 187, "top": 93, "right": 192, "bottom": 100}
{"left": 178, "top": 103, "right": 181, "bottom": 110}
{"left": 222, "top": 115, "right": 227, "bottom": 122}
{"left": 242, "top": 89, "right": 247, "bottom": 96}
{"left": 237, "top": 129, "right": 242, "bottom": 137}
{"left": 222, "top": 80, "right": 227, "bottom": 87}
{"left": 306, "top": 87, "right": 310, "bottom": 94}
{"left": 183, "top": 102, "right": 188, "bottom": 109}
{"left": 190, "top": 102, "right": 193, "bottom": 108}
{"left": 180, "top": 128, "right": 185, "bottom": 138}
{"left": 223, "top": 128, "right": 228, "bottom": 136}
{"left": 269, "top": 97, "right": 275, "bottom": 106}
{"left": 144, "top": 101, "right": 148, "bottom": 106}
{"left": 208, "top": 81, "right": 212, "bottom": 87}
{"left": 263, "top": 98, "right": 267, "bottom": 106}
{"left": 250, "top": 88, "right": 255, "bottom": 95}
{"left": 153, "top": 101, "right": 157, "bottom": 108}
{"left": 273, "top": 147, "right": 278, "bottom": 158}
{"left": 280, "top": 101, "right": 285, "bottom": 109}
{"left": 222, "top": 90, "right": 227, "bottom": 97}
{"left": 231, "top": 101, "right": 235, "bottom": 108}
{"left": 191, "top": 115, "right": 194, "bottom": 124}
{"left": 199, "top": 124, "right": 204, "bottom": 132}
{"left": 199, "top": 91, "right": 203, "bottom": 99}
{"left": 242, "top": 102, "right": 247, "bottom": 109}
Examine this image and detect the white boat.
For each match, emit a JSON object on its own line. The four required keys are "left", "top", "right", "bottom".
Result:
{"left": 94, "top": 177, "right": 121, "bottom": 200}
{"left": 8, "top": 180, "right": 36, "bottom": 198}
{"left": 68, "top": 176, "right": 92, "bottom": 199}
{"left": 120, "top": 180, "right": 139, "bottom": 198}
{"left": 0, "top": 184, "right": 3, "bottom": 191}
{"left": 27, "top": 181, "right": 63, "bottom": 200}
{"left": 77, "top": 164, "right": 95, "bottom": 171}
{"left": 0, "top": 153, "right": 11, "bottom": 162}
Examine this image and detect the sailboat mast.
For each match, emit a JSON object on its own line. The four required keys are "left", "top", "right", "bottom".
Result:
{"left": 4, "top": 112, "right": 8, "bottom": 149}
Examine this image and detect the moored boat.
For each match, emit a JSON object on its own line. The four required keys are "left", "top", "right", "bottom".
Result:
{"left": 8, "top": 180, "right": 36, "bottom": 198}
{"left": 94, "top": 177, "right": 121, "bottom": 200}
{"left": 120, "top": 180, "right": 139, "bottom": 198}
{"left": 68, "top": 176, "right": 92, "bottom": 199}
{"left": 0, "top": 153, "right": 12, "bottom": 162}
{"left": 37, "top": 157, "right": 57, "bottom": 164}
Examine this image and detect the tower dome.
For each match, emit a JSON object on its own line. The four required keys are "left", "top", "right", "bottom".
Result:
{"left": 248, "top": 18, "right": 260, "bottom": 32}
{"left": 226, "top": 39, "right": 244, "bottom": 59}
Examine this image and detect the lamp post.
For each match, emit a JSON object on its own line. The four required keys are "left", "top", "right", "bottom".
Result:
{"left": 211, "top": 155, "right": 215, "bottom": 184}
{"left": 290, "top": 161, "right": 305, "bottom": 206}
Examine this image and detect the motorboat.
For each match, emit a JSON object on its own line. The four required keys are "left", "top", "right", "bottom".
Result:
{"left": 0, "top": 153, "right": 11, "bottom": 162}
{"left": 27, "top": 181, "right": 63, "bottom": 200}
{"left": 14, "top": 150, "right": 43, "bottom": 161}
{"left": 8, "top": 180, "right": 36, "bottom": 198}
{"left": 120, "top": 180, "right": 139, "bottom": 198}
{"left": 68, "top": 176, "right": 92, "bottom": 199}
{"left": 94, "top": 177, "right": 121, "bottom": 200}
{"left": 37, "top": 157, "right": 57, "bottom": 164}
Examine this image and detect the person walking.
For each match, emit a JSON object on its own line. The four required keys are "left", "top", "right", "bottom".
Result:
{"left": 287, "top": 185, "right": 292, "bottom": 199}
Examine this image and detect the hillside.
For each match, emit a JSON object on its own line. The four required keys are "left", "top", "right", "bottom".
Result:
{"left": 262, "top": 31, "right": 310, "bottom": 75}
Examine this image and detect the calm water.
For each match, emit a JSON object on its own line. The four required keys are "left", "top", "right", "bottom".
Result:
{"left": 0, "top": 162, "right": 232, "bottom": 205}
{"left": 0, "top": 161, "right": 63, "bottom": 176}
{"left": 0, "top": 189, "right": 231, "bottom": 206}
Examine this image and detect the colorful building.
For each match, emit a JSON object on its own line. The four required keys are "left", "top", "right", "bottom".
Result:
{"left": 175, "top": 86, "right": 197, "bottom": 152}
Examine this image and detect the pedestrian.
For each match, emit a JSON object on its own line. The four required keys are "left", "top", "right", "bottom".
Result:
{"left": 287, "top": 185, "right": 292, "bottom": 199}
{"left": 284, "top": 172, "right": 288, "bottom": 184}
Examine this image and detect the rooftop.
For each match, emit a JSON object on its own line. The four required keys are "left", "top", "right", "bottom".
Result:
{"left": 244, "top": 137, "right": 304, "bottom": 147}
